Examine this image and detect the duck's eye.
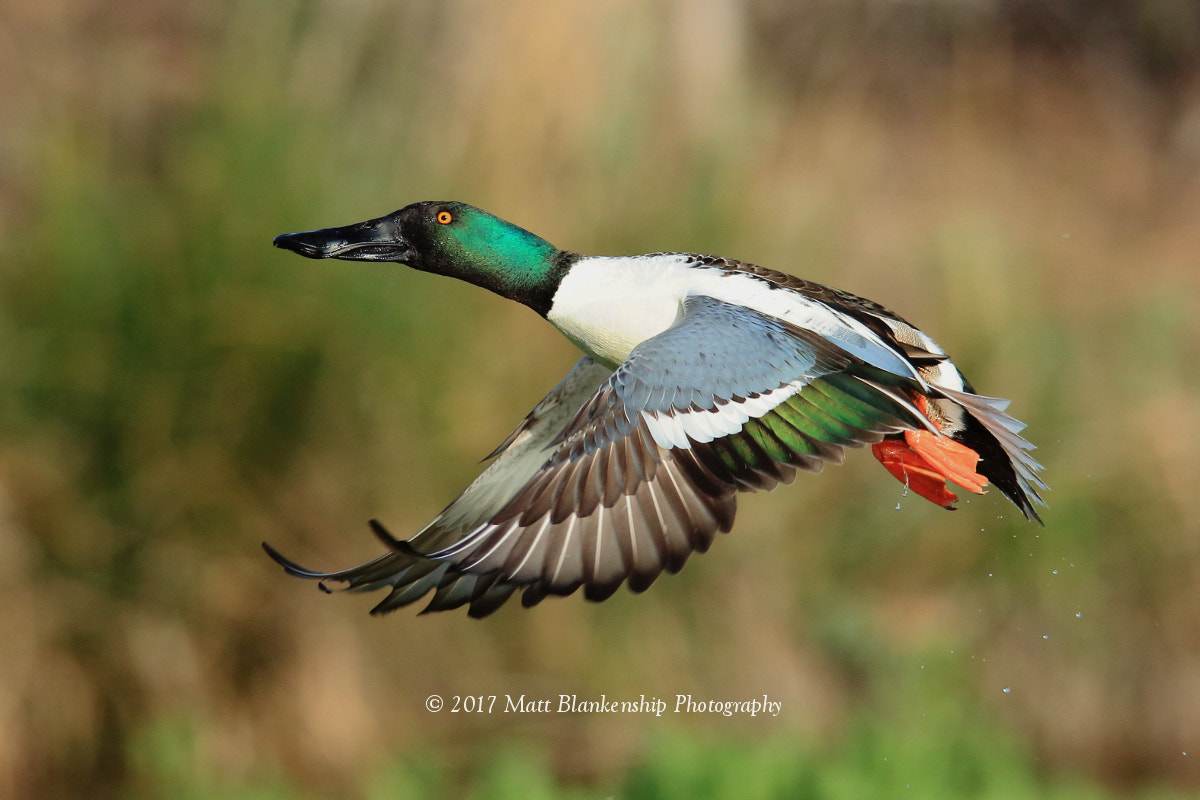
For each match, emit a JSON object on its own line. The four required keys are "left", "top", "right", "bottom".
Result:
{"left": 436, "top": 210, "right": 453, "bottom": 225}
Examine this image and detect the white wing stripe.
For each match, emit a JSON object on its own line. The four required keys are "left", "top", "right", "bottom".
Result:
{"left": 639, "top": 380, "right": 805, "bottom": 448}
{"left": 592, "top": 504, "right": 606, "bottom": 578}
{"left": 641, "top": 410, "right": 691, "bottom": 449}
{"left": 504, "top": 515, "right": 552, "bottom": 581}
{"left": 625, "top": 500, "right": 639, "bottom": 566}
{"left": 459, "top": 522, "right": 520, "bottom": 572}
{"left": 644, "top": 479, "right": 668, "bottom": 532}
{"left": 550, "top": 515, "right": 578, "bottom": 586}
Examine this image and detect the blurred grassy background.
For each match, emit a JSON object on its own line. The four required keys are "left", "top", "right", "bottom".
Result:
{"left": 3, "top": 0, "right": 1200, "bottom": 797}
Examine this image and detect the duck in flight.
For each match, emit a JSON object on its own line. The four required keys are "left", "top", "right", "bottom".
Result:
{"left": 266, "top": 201, "right": 1046, "bottom": 617}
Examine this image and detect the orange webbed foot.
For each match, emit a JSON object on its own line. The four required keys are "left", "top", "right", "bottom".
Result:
{"left": 871, "top": 395, "right": 989, "bottom": 509}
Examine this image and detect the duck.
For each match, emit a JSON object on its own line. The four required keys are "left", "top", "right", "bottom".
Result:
{"left": 265, "top": 201, "right": 1047, "bottom": 618}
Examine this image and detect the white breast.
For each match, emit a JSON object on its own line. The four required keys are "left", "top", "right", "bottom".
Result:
{"left": 547, "top": 256, "right": 695, "bottom": 368}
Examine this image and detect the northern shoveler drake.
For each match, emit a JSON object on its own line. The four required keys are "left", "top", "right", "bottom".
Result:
{"left": 266, "top": 201, "right": 1047, "bottom": 617}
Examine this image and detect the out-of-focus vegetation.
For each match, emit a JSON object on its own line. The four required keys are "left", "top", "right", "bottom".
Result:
{"left": 3, "top": 0, "right": 1200, "bottom": 797}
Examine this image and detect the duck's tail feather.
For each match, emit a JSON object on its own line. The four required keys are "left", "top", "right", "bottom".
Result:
{"left": 937, "top": 386, "right": 1048, "bottom": 523}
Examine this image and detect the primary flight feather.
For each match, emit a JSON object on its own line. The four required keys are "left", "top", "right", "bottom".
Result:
{"left": 265, "top": 201, "right": 1047, "bottom": 617}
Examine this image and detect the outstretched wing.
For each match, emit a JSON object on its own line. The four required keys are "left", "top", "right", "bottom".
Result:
{"left": 265, "top": 295, "right": 934, "bottom": 616}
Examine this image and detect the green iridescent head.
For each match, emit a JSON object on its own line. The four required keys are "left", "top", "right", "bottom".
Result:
{"left": 274, "top": 201, "right": 571, "bottom": 314}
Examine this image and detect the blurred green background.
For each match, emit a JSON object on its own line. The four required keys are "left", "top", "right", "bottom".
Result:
{"left": 3, "top": 0, "right": 1200, "bottom": 797}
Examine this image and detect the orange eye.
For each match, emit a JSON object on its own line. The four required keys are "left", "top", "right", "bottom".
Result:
{"left": 436, "top": 210, "right": 453, "bottom": 224}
